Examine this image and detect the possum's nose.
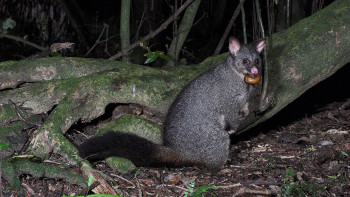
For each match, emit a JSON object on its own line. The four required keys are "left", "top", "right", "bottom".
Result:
{"left": 251, "top": 66, "right": 258, "bottom": 75}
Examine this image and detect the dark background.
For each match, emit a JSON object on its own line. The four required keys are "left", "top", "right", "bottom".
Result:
{"left": 0, "top": 0, "right": 336, "bottom": 62}
{"left": 0, "top": 0, "right": 348, "bottom": 126}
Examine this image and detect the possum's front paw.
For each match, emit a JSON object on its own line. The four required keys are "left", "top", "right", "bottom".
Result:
{"left": 228, "top": 130, "right": 236, "bottom": 135}
{"left": 259, "top": 93, "right": 275, "bottom": 112}
{"left": 239, "top": 101, "right": 250, "bottom": 119}
{"left": 239, "top": 111, "right": 247, "bottom": 119}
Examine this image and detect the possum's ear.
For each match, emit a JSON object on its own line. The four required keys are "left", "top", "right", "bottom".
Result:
{"left": 251, "top": 38, "right": 266, "bottom": 54}
{"left": 228, "top": 37, "right": 241, "bottom": 56}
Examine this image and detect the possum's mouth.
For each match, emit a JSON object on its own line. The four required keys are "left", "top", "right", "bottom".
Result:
{"left": 246, "top": 73, "right": 258, "bottom": 78}
{"left": 244, "top": 66, "right": 259, "bottom": 78}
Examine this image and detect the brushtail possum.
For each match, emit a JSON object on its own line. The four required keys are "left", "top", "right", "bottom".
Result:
{"left": 78, "top": 37, "right": 266, "bottom": 171}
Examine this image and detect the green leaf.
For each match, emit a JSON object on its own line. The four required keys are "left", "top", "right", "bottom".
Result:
{"left": 341, "top": 151, "right": 348, "bottom": 157}
{"left": 327, "top": 175, "right": 337, "bottom": 179}
{"left": 88, "top": 175, "right": 94, "bottom": 187}
{"left": 144, "top": 52, "right": 158, "bottom": 64}
{"left": 282, "top": 168, "right": 294, "bottom": 184}
{"left": 155, "top": 51, "right": 164, "bottom": 55}
{"left": 3, "top": 187, "right": 13, "bottom": 194}
{"left": 86, "top": 194, "right": 121, "bottom": 197}
{"left": 144, "top": 50, "right": 170, "bottom": 64}
{"left": 145, "top": 52, "right": 155, "bottom": 57}
{"left": 155, "top": 51, "right": 171, "bottom": 61}
{"left": 184, "top": 181, "right": 195, "bottom": 197}
{"left": 0, "top": 142, "right": 9, "bottom": 149}
{"left": 2, "top": 18, "right": 16, "bottom": 30}
{"left": 191, "top": 185, "right": 217, "bottom": 197}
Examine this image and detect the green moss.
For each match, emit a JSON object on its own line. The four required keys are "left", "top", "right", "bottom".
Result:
{"left": 105, "top": 157, "right": 136, "bottom": 173}
{"left": 96, "top": 114, "right": 162, "bottom": 144}
{"left": 1, "top": 158, "right": 87, "bottom": 194}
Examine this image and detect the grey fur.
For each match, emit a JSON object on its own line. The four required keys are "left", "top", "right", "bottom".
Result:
{"left": 163, "top": 37, "right": 266, "bottom": 170}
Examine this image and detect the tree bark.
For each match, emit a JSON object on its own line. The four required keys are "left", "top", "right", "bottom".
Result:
{"left": 120, "top": 0, "right": 131, "bottom": 62}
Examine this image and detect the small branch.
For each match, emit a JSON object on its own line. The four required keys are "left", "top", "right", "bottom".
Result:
{"left": 243, "top": 180, "right": 283, "bottom": 186}
{"left": 9, "top": 99, "right": 41, "bottom": 127}
{"left": 84, "top": 24, "right": 111, "bottom": 57}
{"left": 255, "top": 0, "right": 269, "bottom": 104}
{"left": 233, "top": 188, "right": 275, "bottom": 197}
{"left": 213, "top": 1, "right": 244, "bottom": 56}
{"left": 135, "top": 174, "right": 142, "bottom": 197}
{"left": 134, "top": 9, "right": 146, "bottom": 42}
{"left": 172, "top": 0, "right": 178, "bottom": 66}
{"left": 110, "top": 173, "right": 136, "bottom": 188}
{"left": 26, "top": 42, "right": 74, "bottom": 60}
{"left": 108, "top": 0, "right": 195, "bottom": 60}
{"left": 104, "top": 24, "right": 111, "bottom": 56}
{"left": 0, "top": 33, "right": 48, "bottom": 51}
{"left": 240, "top": 0, "right": 247, "bottom": 44}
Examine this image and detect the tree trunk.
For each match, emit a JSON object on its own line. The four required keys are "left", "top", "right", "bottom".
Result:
{"left": 120, "top": 0, "right": 131, "bottom": 62}
{"left": 166, "top": 0, "right": 201, "bottom": 66}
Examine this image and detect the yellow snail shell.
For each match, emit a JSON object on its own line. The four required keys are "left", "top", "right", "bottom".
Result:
{"left": 244, "top": 74, "right": 261, "bottom": 85}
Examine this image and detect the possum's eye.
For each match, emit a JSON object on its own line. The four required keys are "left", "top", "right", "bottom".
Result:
{"left": 255, "top": 59, "right": 260, "bottom": 65}
{"left": 242, "top": 58, "right": 249, "bottom": 64}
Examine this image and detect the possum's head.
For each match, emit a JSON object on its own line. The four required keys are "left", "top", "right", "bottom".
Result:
{"left": 228, "top": 37, "right": 266, "bottom": 78}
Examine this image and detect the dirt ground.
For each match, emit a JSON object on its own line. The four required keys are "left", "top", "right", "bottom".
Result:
{"left": 1, "top": 98, "right": 349, "bottom": 197}
{"left": 2, "top": 63, "right": 350, "bottom": 197}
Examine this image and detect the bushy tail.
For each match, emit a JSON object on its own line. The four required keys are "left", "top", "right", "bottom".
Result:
{"left": 78, "top": 131, "right": 181, "bottom": 167}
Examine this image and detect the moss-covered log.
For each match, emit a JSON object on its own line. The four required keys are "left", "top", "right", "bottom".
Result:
{"left": 1, "top": 158, "right": 86, "bottom": 194}
{"left": 239, "top": 0, "right": 350, "bottom": 131}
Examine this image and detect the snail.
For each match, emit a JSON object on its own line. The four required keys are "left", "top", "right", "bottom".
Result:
{"left": 244, "top": 74, "right": 261, "bottom": 85}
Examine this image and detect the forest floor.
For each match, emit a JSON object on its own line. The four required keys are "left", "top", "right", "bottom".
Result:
{"left": 2, "top": 101, "right": 350, "bottom": 197}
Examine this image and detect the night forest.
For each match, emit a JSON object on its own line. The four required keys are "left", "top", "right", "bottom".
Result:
{"left": 0, "top": 0, "right": 349, "bottom": 196}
